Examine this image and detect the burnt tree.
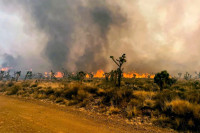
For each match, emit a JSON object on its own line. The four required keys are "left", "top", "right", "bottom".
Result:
{"left": 104, "top": 73, "right": 110, "bottom": 82}
{"left": 110, "top": 54, "right": 126, "bottom": 87}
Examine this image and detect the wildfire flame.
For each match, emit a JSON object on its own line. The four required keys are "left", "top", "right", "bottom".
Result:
{"left": 85, "top": 69, "right": 154, "bottom": 79}
{"left": 44, "top": 72, "right": 48, "bottom": 78}
{"left": 93, "top": 69, "right": 105, "bottom": 78}
{"left": 1, "top": 67, "right": 12, "bottom": 71}
{"left": 123, "top": 72, "right": 155, "bottom": 78}
{"left": 45, "top": 69, "right": 154, "bottom": 79}
{"left": 86, "top": 74, "right": 90, "bottom": 78}
{"left": 55, "top": 72, "right": 63, "bottom": 78}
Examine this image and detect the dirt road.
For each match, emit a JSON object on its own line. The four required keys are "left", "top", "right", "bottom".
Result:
{"left": 0, "top": 95, "right": 174, "bottom": 133}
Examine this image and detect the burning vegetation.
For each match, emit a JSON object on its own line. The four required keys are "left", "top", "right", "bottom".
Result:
{"left": 0, "top": 68, "right": 155, "bottom": 82}
{"left": 0, "top": 54, "right": 200, "bottom": 132}
{"left": 1, "top": 1, "right": 200, "bottom": 132}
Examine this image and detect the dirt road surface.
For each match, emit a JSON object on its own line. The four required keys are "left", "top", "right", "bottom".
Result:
{"left": 0, "top": 95, "right": 175, "bottom": 133}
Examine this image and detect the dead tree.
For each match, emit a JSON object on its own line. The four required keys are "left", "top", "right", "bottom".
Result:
{"left": 5, "top": 70, "right": 11, "bottom": 80}
{"left": 89, "top": 73, "right": 93, "bottom": 79}
{"left": 24, "top": 71, "right": 33, "bottom": 81}
{"left": 14, "top": 71, "right": 21, "bottom": 82}
{"left": 110, "top": 70, "right": 114, "bottom": 81}
{"left": 147, "top": 74, "right": 151, "bottom": 79}
{"left": 86, "top": 73, "right": 93, "bottom": 80}
{"left": 36, "top": 73, "right": 43, "bottom": 81}
{"left": 104, "top": 73, "right": 110, "bottom": 82}
{"left": 62, "top": 68, "right": 68, "bottom": 79}
{"left": 195, "top": 72, "right": 200, "bottom": 79}
{"left": 133, "top": 74, "right": 136, "bottom": 79}
{"left": 77, "top": 71, "right": 86, "bottom": 83}
{"left": 0, "top": 71, "right": 5, "bottom": 81}
{"left": 50, "top": 70, "right": 56, "bottom": 80}
{"left": 178, "top": 73, "right": 182, "bottom": 79}
{"left": 110, "top": 54, "right": 126, "bottom": 87}
{"left": 113, "top": 70, "right": 118, "bottom": 85}
{"left": 184, "top": 72, "right": 191, "bottom": 80}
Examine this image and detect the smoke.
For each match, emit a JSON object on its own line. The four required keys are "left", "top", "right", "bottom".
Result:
{"left": 1, "top": 53, "right": 21, "bottom": 68}
{"left": 1, "top": 0, "right": 200, "bottom": 74}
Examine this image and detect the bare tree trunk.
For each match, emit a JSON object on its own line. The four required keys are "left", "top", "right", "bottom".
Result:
{"left": 118, "top": 71, "right": 122, "bottom": 87}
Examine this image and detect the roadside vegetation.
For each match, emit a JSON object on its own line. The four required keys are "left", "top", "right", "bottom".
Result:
{"left": 0, "top": 74, "right": 200, "bottom": 132}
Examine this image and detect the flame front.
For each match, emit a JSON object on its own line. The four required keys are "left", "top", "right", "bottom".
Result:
{"left": 93, "top": 69, "right": 105, "bottom": 78}
{"left": 45, "top": 70, "right": 154, "bottom": 79}
{"left": 123, "top": 72, "right": 155, "bottom": 78}
{"left": 86, "top": 69, "right": 154, "bottom": 79}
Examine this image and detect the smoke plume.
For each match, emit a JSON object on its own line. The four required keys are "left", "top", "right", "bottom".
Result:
{"left": 1, "top": 0, "right": 200, "bottom": 74}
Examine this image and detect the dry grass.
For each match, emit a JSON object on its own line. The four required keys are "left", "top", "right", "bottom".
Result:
{"left": 0, "top": 79, "right": 200, "bottom": 131}
{"left": 107, "top": 106, "right": 120, "bottom": 115}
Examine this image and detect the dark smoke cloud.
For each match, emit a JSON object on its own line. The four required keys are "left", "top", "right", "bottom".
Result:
{"left": 1, "top": 0, "right": 200, "bottom": 75}
{"left": 0, "top": 0, "right": 126, "bottom": 72}
{"left": 1, "top": 53, "right": 21, "bottom": 68}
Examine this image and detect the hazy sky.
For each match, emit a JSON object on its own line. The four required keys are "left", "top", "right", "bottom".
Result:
{"left": 0, "top": 0, "right": 200, "bottom": 74}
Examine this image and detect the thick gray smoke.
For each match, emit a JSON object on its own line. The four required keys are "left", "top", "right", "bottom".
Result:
{"left": 0, "top": 0, "right": 126, "bottom": 72}
{"left": 1, "top": 0, "right": 200, "bottom": 74}
{"left": 1, "top": 53, "right": 21, "bottom": 68}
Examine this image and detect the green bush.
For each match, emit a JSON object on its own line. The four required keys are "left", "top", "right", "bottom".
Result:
{"left": 154, "top": 70, "right": 177, "bottom": 91}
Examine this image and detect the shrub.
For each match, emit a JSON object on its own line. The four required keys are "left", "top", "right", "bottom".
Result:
{"left": 133, "top": 91, "right": 156, "bottom": 100}
{"left": 152, "top": 115, "right": 171, "bottom": 128}
{"left": 185, "top": 90, "right": 200, "bottom": 104}
{"left": 22, "top": 81, "right": 31, "bottom": 87}
{"left": 165, "top": 99, "right": 193, "bottom": 115}
{"left": 68, "top": 100, "right": 79, "bottom": 106}
{"left": 6, "top": 85, "right": 20, "bottom": 95}
{"left": 55, "top": 97, "right": 64, "bottom": 103}
{"left": 37, "top": 93, "right": 47, "bottom": 99}
{"left": 45, "top": 87, "right": 54, "bottom": 95}
{"left": 49, "top": 95, "right": 56, "bottom": 101}
{"left": 154, "top": 90, "right": 182, "bottom": 111}
{"left": 31, "top": 83, "right": 38, "bottom": 88}
{"left": 96, "top": 88, "right": 106, "bottom": 96}
{"left": 107, "top": 106, "right": 120, "bottom": 114}
{"left": 0, "top": 82, "right": 5, "bottom": 88}
{"left": 129, "top": 99, "right": 143, "bottom": 108}
{"left": 101, "top": 88, "right": 115, "bottom": 105}
{"left": 62, "top": 86, "right": 78, "bottom": 99}
{"left": 126, "top": 106, "right": 139, "bottom": 119}
{"left": 76, "top": 89, "right": 89, "bottom": 101}
{"left": 84, "top": 86, "right": 98, "bottom": 94}
{"left": 7, "top": 81, "right": 14, "bottom": 87}
{"left": 154, "top": 70, "right": 177, "bottom": 91}
{"left": 162, "top": 99, "right": 200, "bottom": 131}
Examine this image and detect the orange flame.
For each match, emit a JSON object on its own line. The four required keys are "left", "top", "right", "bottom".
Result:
{"left": 44, "top": 72, "right": 49, "bottom": 78}
{"left": 92, "top": 69, "right": 154, "bottom": 79}
{"left": 123, "top": 72, "right": 155, "bottom": 78}
{"left": 55, "top": 72, "right": 63, "bottom": 78}
{"left": 1, "top": 67, "right": 12, "bottom": 71}
{"left": 94, "top": 69, "right": 105, "bottom": 78}
{"left": 86, "top": 74, "right": 90, "bottom": 78}
{"left": 45, "top": 70, "right": 154, "bottom": 79}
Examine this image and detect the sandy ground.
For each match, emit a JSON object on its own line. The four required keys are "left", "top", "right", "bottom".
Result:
{"left": 0, "top": 95, "right": 175, "bottom": 133}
